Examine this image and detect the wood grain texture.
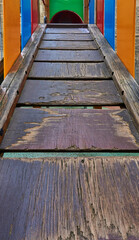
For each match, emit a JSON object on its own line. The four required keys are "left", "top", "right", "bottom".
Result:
{"left": 39, "top": 40, "right": 98, "bottom": 50}
{"left": 0, "top": 157, "right": 139, "bottom": 240}
{"left": 1, "top": 108, "right": 139, "bottom": 151}
{"left": 45, "top": 28, "right": 90, "bottom": 34}
{"left": 35, "top": 50, "right": 104, "bottom": 62}
{"left": 43, "top": 33, "right": 93, "bottom": 41}
{"left": 28, "top": 62, "right": 112, "bottom": 79}
{"left": 18, "top": 80, "right": 123, "bottom": 106}
{"left": 88, "top": 25, "right": 139, "bottom": 132}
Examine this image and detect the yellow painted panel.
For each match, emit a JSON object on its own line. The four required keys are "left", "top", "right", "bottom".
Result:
{"left": 117, "top": 0, "right": 136, "bottom": 78}
{"left": 3, "top": 0, "right": 20, "bottom": 77}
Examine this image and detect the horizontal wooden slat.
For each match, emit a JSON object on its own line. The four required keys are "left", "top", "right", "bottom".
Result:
{"left": 18, "top": 80, "right": 123, "bottom": 106}
{"left": 0, "top": 157, "right": 139, "bottom": 240}
{"left": 45, "top": 28, "right": 90, "bottom": 34}
{"left": 28, "top": 62, "right": 112, "bottom": 79}
{"left": 46, "top": 23, "right": 88, "bottom": 28}
{"left": 35, "top": 50, "right": 104, "bottom": 62}
{"left": 1, "top": 108, "right": 139, "bottom": 151}
{"left": 39, "top": 40, "right": 98, "bottom": 50}
{"left": 43, "top": 33, "right": 93, "bottom": 41}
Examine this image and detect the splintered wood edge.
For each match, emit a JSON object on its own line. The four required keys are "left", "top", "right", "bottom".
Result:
{"left": 0, "top": 24, "right": 46, "bottom": 138}
{"left": 88, "top": 24, "right": 139, "bottom": 132}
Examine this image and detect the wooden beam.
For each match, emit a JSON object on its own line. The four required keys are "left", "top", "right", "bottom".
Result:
{"left": 45, "top": 0, "right": 50, "bottom": 23}
{"left": 84, "top": 0, "right": 89, "bottom": 23}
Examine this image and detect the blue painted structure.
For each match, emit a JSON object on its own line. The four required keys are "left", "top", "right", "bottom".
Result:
{"left": 104, "top": 0, "right": 115, "bottom": 49}
{"left": 89, "top": 0, "right": 94, "bottom": 24}
{"left": 21, "top": 0, "right": 31, "bottom": 50}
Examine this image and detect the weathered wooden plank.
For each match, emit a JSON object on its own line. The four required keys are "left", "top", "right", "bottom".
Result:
{"left": 43, "top": 33, "right": 93, "bottom": 41}
{"left": 29, "top": 62, "right": 112, "bottom": 79}
{"left": 89, "top": 24, "right": 139, "bottom": 132}
{"left": 35, "top": 50, "right": 104, "bottom": 62}
{"left": 1, "top": 108, "right": 139, "bottom": 151}
{"left": 0, "top": 25, "right": 46, "bottom": 144}
{"left": 45, "top": 28, "right": 90, "bottom": 34}
{"left": 39, "top": 40, "right": 98, "bottom": 50}
{"left": 18, "top": 80, "right": 123, "bottom": 106}
{"left": 0, "top": 156, "right": 139, "bottom": 240}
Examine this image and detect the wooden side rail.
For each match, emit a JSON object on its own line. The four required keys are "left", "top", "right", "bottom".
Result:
{"left": 89, "top": 24, "right": 139, "bottom": 132}
{"left": 0, "top": 25, "right": 46, "bottom": 144}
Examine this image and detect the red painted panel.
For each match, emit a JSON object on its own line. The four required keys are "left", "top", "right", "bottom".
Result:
{"left": 31, "top": 0, "right": 39, "bottom": 34}
{"left": 96, "top": 0, "right": 104, "bottom": 34}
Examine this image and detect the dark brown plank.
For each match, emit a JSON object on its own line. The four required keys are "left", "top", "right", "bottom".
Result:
{"left": 45, "top": 28, "right": 90, "bottom": 34}
{"left": 28, "top": 62, "right": 112, "bottom": 79}
{"left": 39, "top": 40, "right": 98, "bottom": 50}
{"left": 89, "top": 25, "right": 139, "bottom": 132}
{"left": 1, "top": 108, "right": 139, "bottom": 151}
{"left": 35, "top": 50, "right": 104, "bottom": 62}
{"left": 18, "top": 80, "right": 123, "bottom": 106}
{"left": 0, "top": 157, "right": 139, "bottom": 240}
{"left": 43, "top": 33, "right": 93, "bottom": 41}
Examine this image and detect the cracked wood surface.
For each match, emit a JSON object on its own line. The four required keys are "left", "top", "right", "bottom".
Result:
{"left": 0, "top": 108, "right": 139, "bottom": 151}
{"left": 0, "top": 157, "right": 139, "bottom": 240}
{"left": 18, "top": 80, "right": 123, "bottom": 106}
{"left": 29, "top": 62, "right": 112, "bottom": 80}
{"left": 35, "top": 50, "right": 104, "bottom": 62}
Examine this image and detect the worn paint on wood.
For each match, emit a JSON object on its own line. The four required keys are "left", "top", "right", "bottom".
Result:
{"left": 117, "top": 0, "right": 136, "bottom": 77}
{"left": 96, "top": 0, "right": 104, "bottom": 34}
{"left": 29, "top": 62, "right": 112, "bottom": 79}
{"left": 0, "top": 157, "right": 139, "bottom": 239}
{"left": 39, "top": 40, "right": 98, "bottom": 50}
{"left": 35, "top": 50, "right": 104, "bottom": 62}
{"left": 18, "top": 80, "right": 123, "bottom": 106}
{"left": 31, "top": 0, "right": 39, "bottom": 33}
{"left": 0, "top": 108, "right": 139, "bottom": 151}
{"left": 3, "top": 0, "right": 20, "bottom": 77}
{"left": 45, "top": 28, "right": 90, "bottom": 34}
{"left": 43, "top": 33, "right": 93, "bottom": 41}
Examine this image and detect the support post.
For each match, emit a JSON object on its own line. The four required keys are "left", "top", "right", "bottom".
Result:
{"left": 84, "top": 0, "right": 89, "bottom": 23}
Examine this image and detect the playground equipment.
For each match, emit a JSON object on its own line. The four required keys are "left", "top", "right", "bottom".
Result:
{"left": 0, "top": 0, "right": 139, "bottom": 239}
{"left": 2, "top": 0, "right": 136, "bottom": 78}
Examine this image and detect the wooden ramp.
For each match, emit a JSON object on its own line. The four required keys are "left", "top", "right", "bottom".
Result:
{"left": 0, "top": 24, "right": 139, "bottom": 239}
